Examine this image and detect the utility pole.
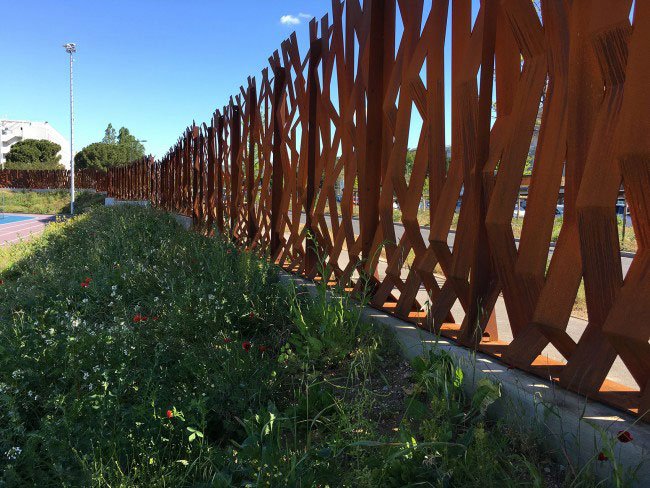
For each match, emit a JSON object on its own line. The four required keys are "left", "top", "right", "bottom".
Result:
{"left": 63, "top": 43, "right": 76, "bottom": 214}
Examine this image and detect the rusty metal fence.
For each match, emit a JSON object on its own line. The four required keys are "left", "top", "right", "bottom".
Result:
{"left": 107, "top": 1, "right": 649, "bottom": 419}
{"left": 0, "top": 169, "right": 108, "bottom": 192}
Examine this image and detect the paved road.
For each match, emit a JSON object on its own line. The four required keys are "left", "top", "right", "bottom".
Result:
{"left": 0, "top": 214, "right": 55, "bottom": 246}
{"left": 296, "top": 213, "right": 634, "bottom": 278}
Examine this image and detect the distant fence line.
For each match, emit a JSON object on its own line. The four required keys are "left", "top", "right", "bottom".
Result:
{"left": 104, "top": 0, "right": 647, "bottom": 420}
{"left": 0, "top": 169, "right": 108, "bottom": 192}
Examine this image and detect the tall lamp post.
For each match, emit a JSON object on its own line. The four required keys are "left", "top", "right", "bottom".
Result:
{"left": 0, "top": 120, "right": 6, "bottom": 170}
{"left": 63, "top": 42, "right": 76, "bottom": 214}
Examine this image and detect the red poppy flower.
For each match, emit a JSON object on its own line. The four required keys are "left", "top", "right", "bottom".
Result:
{"left": 84, "top": 277, "right": 92, "bottom": 283}
{"left": 152, "top": 316, "right": 159, "bottom": 321}
{"left": 141, "top": 316, "right": 148, "bottom": 322}
{"left": 242, "top": 341, "right": 251, "bottom": 352}
{"left": 258, "top": 345, "right": 268, "bottom": 353}
{"left": 248, "top": 311, "right": 255, "bottom": 319}
{"left": 617, "top": 430, "right": 633, "bottom": 443}
{"left": 81, "top": 282, "right": 89, "bottom": 288}
{"left": 597, "top": 452, "right": 608, "bottom": 461}
{"left": 166, "top": 409, "right": 173, "bottom": 419}
{"left": 133, "top": 313, "right": 143, "bottom": 323}
{"left": 224, "top": 337, "right": 233, "bottom": 343}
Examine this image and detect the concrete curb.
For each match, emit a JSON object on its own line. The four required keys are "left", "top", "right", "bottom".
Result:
{"left": 276, "top": 272, "right": 649, "bottom": 486}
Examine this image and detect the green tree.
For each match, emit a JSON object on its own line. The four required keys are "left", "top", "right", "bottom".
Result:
{"left": 75, "top": 124, "right": 146, "bottom": 171}
{"left": 117, "top": 127, "right": 145, "bottom": 161}
{"left": 74, "top": 142, "right": 128, "bottom": 171}
{"left": 102, "top": 123, "right": 117, "bottom": 144}
{"left": 5, "top": 139, "right": 64, "bottom": 170}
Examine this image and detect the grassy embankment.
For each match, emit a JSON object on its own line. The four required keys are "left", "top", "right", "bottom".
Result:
{"left": 1, "top": 206, "right": 636, "bottom": 486}
{"left": 0, "top": 189, "right": 105, "bottom": 215}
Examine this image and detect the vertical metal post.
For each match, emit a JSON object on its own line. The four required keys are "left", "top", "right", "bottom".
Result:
{"left": 271, "top": 67, "right": 286, "bottom": 258}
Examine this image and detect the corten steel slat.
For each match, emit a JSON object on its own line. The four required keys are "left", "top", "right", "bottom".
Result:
{"left": 247, "top": 79, "right": 258, "bottom": 245}
{"left": 221, "top": 106, "right": 232, "bottom": 233}
{"left": 206, "top": 122, "right": 217, "bottom": 236}
{"left": 371, "top": 0, "right": 417, "bottom": 310}
{"left": 197, "top": 130, "right": 206, "bottom": 230}
{"left": 459, "top": 0, "right": 497, "bottom": 347}
{"left": 230, "top": 106, "right": 241, "bottom": 237}
{"left": 485, "top": 0, "right": 548, "bottom": 348}
{"left": 559, "top": 2, "right": 631, "bottom": 393}
{"left": 250, "top": 67, "right": 273, "bottom": 252}
{"left": 183, "top": 133, "right": 188, "bottom": 212}
{"left": 192, "top": 126, "right": 201, "bottom": 227}
{"left": 270, "top": 65, "right": 287, "bottom": 259}
{"left": 424, "top": 0, "right": 479, "bottom": 329}
{"left": 404, "top": 0, "right": 454, "bottom": 327}
{"left": 359, "top": 0, "right": 387, "bottom": 283}
{"left": 603, "top": 1, "right": 650, "bottom": 416}
{"left": 216, "top": 114, "right": 225, "bottom": 234}
{"left": 304, "top": 38, "right": 322, "bottom": 275}
{"left": 540, "top": 2, "right": 630, "bottom": 393}
{"left": 506, "top": 0, "right": 574, "bottom": 366}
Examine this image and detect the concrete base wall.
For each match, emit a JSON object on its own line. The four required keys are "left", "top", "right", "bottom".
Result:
{"left": 104, "top": 198, "right": 150, "bottom": 208}
{"left": 277, "top": 272, "right": 649, "bottom": 486}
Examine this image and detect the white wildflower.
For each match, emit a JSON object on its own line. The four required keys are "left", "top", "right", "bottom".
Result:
{"left": 5, "top": 447, "right": 21, "bottom": 461}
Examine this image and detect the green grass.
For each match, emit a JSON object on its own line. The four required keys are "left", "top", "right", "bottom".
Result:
{"left": 0, "top": 206, "right": 634, "bottom": 487}
{"left": 0, "top": 189, "right": 105, "bottom": 215}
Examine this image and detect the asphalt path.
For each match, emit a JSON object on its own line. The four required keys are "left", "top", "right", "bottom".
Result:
{"left": 0, "top": 214, "right": 55, "bottom": 246}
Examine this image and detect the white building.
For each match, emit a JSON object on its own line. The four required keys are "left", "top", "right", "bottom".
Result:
{"left": 0, "top": 120, "right": 71, "bottom": 169}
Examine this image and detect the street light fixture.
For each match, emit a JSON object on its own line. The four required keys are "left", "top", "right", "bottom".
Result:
{"left": 63, "top": 42, "right": 76, "bottom": 214}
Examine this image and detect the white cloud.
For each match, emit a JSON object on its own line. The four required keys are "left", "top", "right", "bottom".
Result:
{"left": 280, "top": 13, "right": 312, "bottom": 26}
{"left": 280, "top": 15, "right": 301, "bottom": 25}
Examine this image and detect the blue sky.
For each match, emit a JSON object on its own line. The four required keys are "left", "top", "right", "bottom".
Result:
{"left": 0, "top": 1, "right": 470, "bottom": 159}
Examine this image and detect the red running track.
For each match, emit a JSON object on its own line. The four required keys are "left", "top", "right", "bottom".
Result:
{"left": 0, "top": 214, "right": 55, "bottom": 246}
